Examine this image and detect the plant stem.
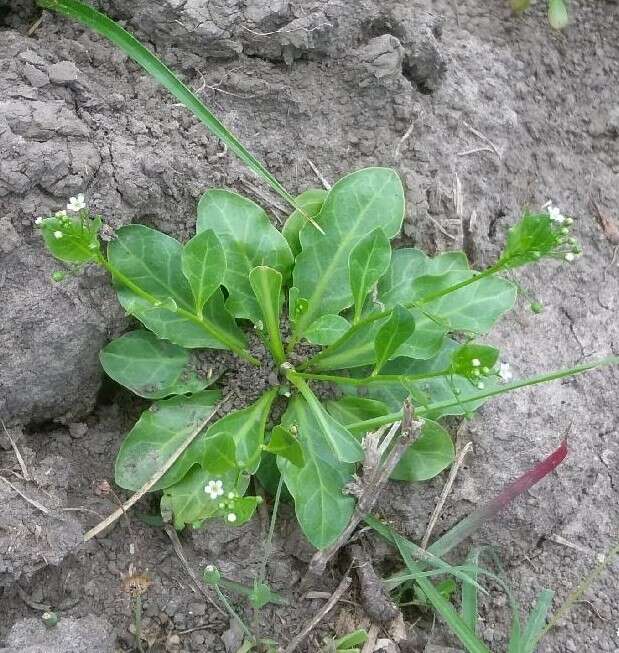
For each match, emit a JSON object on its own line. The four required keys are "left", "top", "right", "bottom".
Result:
{"left": 258, "top": 476, "right": 284, "bottom": 586}
{"left": 540, "top": 536, "right": 619, "bottom": 641}
{"left": 295, "top": 370, "right": 448, "bottom": 386}
{"left": 302, "top": 267, "right": 501, "bottom": 368}
{"left": 132, "top": 595, "right": 145, "bottom": 653}
{"left": 215, "top": 585, "right": 254, "bottom": 642}
{"left": 346, "top": 356, "right": 619, "bottom": 434}
{"left": 97, "top": 256, "right": 259, "bottom": 365}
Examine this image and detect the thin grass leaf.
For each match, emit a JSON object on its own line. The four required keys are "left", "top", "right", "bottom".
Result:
{"left": 377, "top": 521, "right": 491, "bottom": 653}
{"left": 520, "top": 589, "right": 554, "bottom": 653}
{"left": 37, "top": 0, "right": 320, "bottom": 230}
{"left": 461, "top": 547, "right": 482, "bottom": 632}
{"left": 366, "top": 516, "right": 488, "bottom": 596}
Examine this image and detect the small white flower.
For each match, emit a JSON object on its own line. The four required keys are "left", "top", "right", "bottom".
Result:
{"left": 546, "top": 203, "right": 565, "bottom": 224}
{"left": 205, "top": 564, "right": 215, "bottom": 572}
{"left": 35, "top": 216, "right": 43, "bottom": 225}
{"left": 471, "top": 358, "right": 481, "bottom": 367}
{"left": 227, "top": 513, "right": 237, "bottom": 523}
{"left": 204, "top": 479, "right": 224, "bottom": 500}
{"left": 498, "top": 362, "right": 513, "bottom": 383}
{"left": 565, "top": 252, "right": 575, "bottom": 262}
{"left": 67, "top": 193, "right": 86, "bottom": 212}
{"left": 55, "top": 210, "right": 68, "bottom": 218}
{"left": 53, "top": 231, "right": 63, "bottom": 239}
{"left": 227, "top": 492, "right": 235, "bottom": 500}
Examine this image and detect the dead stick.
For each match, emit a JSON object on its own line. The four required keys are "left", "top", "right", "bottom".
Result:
{"left": 164, "top": 524, "right": 224, "bottom": 615}
{"left": 421, "top": 441, "right": 473, "bottom": 550}
{"left": 308, "top": 400, "right": 423, "bottom": 577}
{"left": 1, "top": 418, "right": 30, "bottom": 481}
{"left": 282, "top": 573, "right": 352, "bottom": 653}
{"left": 0, "top": 476, "right": 50, "bottom": 514}
{"left": 84, "top": 395, "right": 230, "bottom": 541}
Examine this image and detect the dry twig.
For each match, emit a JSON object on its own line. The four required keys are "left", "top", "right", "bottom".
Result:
{"left": 164, "top": 524, "right": 224, "bottom": 615}
{"left": 421, "top": 441, "right": 473, "bottom": 549}
{"left": 462, "top": 121, "right": 501, "bottom": 159}
{"left": 1, "top": 417, "right": 30, "bottom": 480}
{"left": 306, "top": 158, "right": 332, "bottom": 189}
{"left": 282, "top": 573, "right": 352, "bottom": 653}
{"left": 307, "top": 400, "right": 424, "bottom": 577}
{"left": 0, "top": 476, "right": 50, "bottom": 514}
{"left": 84, "top": 395, "right": 229, "bottom": 541}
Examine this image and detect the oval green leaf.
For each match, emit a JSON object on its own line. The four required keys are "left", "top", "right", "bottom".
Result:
{"left": 114, "top": 390, "right": 220, "bottom": 492}
{"left": 181, "top": 229, "right": 226, "bottom": 313}
{"left": 391, "top": 419, "right": 455, "bottom": 481}
{"left": 304, "top": 314, "right": 351, "bottom": 346}
{"left": 348, "top": 227, "right": 391, "bottom": 324}
{"left": 109, "top": 225, "right": 246, "bottom": 351}
{"left": 282, "top": 189, "right": 328, "bottom": 257}
{"left": 373, "top": 304, "right": 416, "bottom": 374}
{"left": 100, "top": 329, "right": 211, "bottom": 398}
{"left": 278, "top": 397, "right": 356, "bottom": 549}
{"left": 293, "top": 168, "right": 404, "bottom": 336}
{"left": 197, "top": 190, "right": 293, "bottom": 323}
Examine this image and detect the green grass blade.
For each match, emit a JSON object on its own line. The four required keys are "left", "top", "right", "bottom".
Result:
{"left": 461, "top": 547, "right": 481, "bottom": 632}
{"left": 37, "top": 0, "right": 316, "bottom": 225}
{"left": 371, "top": 519, "right": 491, "bottom": 653}
{"left": 520, "top": 589, "right": 554, "bottom": 653}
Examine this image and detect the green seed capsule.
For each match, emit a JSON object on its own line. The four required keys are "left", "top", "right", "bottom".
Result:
{"left": 530, "top": 301, "right": 544, "bottom": 314}
{"left": 51, "top": 271, "right": 66, "bottom": 282}
{"left": 42, "top": 612, "right": 59, "bottom": 628}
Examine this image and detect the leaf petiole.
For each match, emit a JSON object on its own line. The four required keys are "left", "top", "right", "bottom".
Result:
{"left": 347, "top": 356, "right": 619, "bottom": 434}
{"left": 295, "top": 370, "right": 448, "bottom": 386}
{"left": 97, "top": 256, "right": 260, "bottom": 365}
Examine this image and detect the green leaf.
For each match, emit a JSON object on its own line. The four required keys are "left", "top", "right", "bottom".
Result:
{"left": 293, "top": 168, "right": 404, "bottom": 336}
{"left": 36, "top": 0, "right": 305, "bottom": 216}
{"left": 197, "top": 190, "right": 293, "bottom": 323}
{"left": 412, "top": 270, "right": 517, "bottom": 334}
{"left": 249, "top": 266, "right": 285, "bottom": 364}
{"left": 115, "top": 390, "right": 220, "bottom": 492}
{"left": 348, "top": 227, "right": 391, "bottom": 323}
{"left": 288, "top": 287, "right": 308, "bottom": 324}
{"left": 461, "top": 547, "right": 482, "bottom": 632}
{"left": 181, "top": 229, "right": 226, "bottom": 313}
{"left": 288, "top": 375, "right": 363, "bottom": 463}
{"left": 40, "top": 213, "right": 102, "bottom": 263}
{"left": 282, "top": 189, "right": 328, "bottom": 257}
{"left": 264, "top": 426, "right": 304, "bottom": 467}
{"left": 548, "top": 0, "right": 568, "bottom": 29}
{"left": 334, "top": 630, "right": 369, "bottom": 649}
{"left": 201, "top": 432, "right": 237, "bottom": 475}
{"left": 373, "top": 305, "right": 415, "bottom": 374}
{"left": 304, "top": 315, "right": 351, "bottom": 346}
{"left": 160, "top": 465, "right": 245, "bottom": 529}
{"left": 325, "top": 397, "right": 390, "bottom": 426}
{"left": 391, "top": 419, "right": 454, "bottom": 481}
{"left": 99, "top": 329, "right": 211, "bottom": 398}
{"left": 249, "top": 581, "right": 282, "bottom": 610}
{"left": 202, "top": 390, "right": 278, "bottom": 473}
{"left": 367, "top": 340, "right": 499, "bottom": 419}
{"left": 451, "top": 344, "right": 499, "bottom": 374}
{"left": 278, "top": 397, "right": 356, "bottom": 549}
{"left": 521, "top": 589, "right": 554, "bottom": 653}
{"left": 108, "top": 225, "right": 246, "bottom": 351}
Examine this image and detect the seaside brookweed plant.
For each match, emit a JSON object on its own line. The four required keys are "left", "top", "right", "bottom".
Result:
{"left": 37, "top": 177, "right": 590, "bottom": 548}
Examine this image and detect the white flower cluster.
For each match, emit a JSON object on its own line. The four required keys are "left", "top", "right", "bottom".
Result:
{"left": 204, "top": 479, "right": 224, "bottom": 499}
{"left": 67, "top": 193, "right": 86, "bottom": 212}
{"left": 545, "top": 201, "right": 565, "bottom": 224}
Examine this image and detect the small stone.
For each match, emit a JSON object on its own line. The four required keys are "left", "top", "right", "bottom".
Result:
{"left": 48, "top": 61, "right": 81, "bottom": 85}
{"left": 22, "top": 63, "right": 49, "bottom": 88}
{"left": 188, "top": 602, "right": 206, "bottom": 617}
{"left": 68, "top": 422, "right": 88, "bottom": 439}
